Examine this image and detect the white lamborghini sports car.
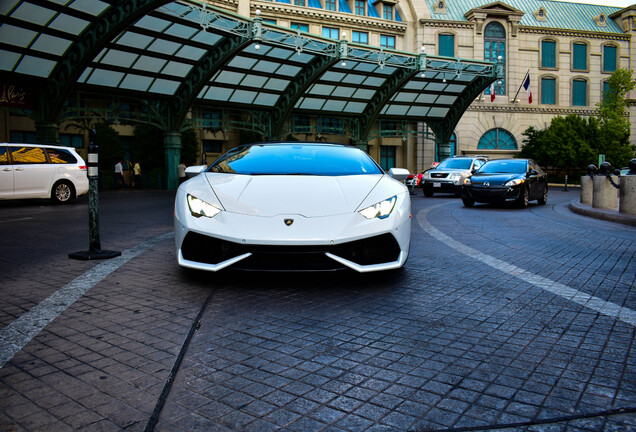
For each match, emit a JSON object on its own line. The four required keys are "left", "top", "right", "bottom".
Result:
{"left": 174, "top": 142, "right": 411, "bottom": 272}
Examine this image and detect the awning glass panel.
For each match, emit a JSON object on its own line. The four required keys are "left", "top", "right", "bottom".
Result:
{"left": 48, "top": 14, "right": 89, "bottom": 35}
{"left": 162, "top": 61, "right": 192, "bottom": 76}
{"left": 0, "top": 25, "right": 37, "bottom": 48}
{"left": 15, "top": 56, "right": 55, "bottom": 77}
{"left": 120, "top": 74, "right": 153, "bottom": 91}
{"left": 11, "top": 2, "right": 56, "bottom": 25}
{"left": 31, "top": 35, "right": 73, "bottom": 56}
{"left": 69, "top": 0, "right": 109, "bottom": 15}
{"left": 149, "top": 78, "right": 180, "bottom": 94}
{"left": 134, "top": 56, "right": 167, "bottom": 73}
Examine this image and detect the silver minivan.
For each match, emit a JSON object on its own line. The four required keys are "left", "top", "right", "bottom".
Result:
{"left": 0, "top": 143, "right": 89, "bottom": 203}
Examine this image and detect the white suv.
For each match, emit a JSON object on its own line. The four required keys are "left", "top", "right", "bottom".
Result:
{"left": 0, "top": 143, "right": 89, "bottom": 203}
{"left": 421, "top": 155, "right": 490, "bottom": 197}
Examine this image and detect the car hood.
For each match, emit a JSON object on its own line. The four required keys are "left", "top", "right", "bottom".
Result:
{"left": 203, "top": 173, "right": 384, "bottom": 217}
{"left": 470, "top": 173, "right": 523, "bottom": 187}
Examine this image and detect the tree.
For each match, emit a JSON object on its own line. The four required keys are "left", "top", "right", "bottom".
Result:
{"left": 597, "top": 68, "right": 635, "bottom": 167}
{"left": 519, "top": 115, "right": 597, "bottom": 175}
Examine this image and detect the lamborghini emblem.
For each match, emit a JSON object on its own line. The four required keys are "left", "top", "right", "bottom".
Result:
{"left": 284, "top": 218, "right": 294, "bottom": 226}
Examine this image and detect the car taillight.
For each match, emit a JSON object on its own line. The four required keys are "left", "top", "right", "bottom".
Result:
{"left": 79, "top": 166, "right": 87, "bottom": 170}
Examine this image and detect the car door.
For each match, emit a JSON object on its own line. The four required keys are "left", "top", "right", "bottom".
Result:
{"left": 9, "top": 145, "right": 56, "bottom": 199}
{"left": 526, "top": 160, "right": 542, "bottom": 198}
{"left": 0, "top": 146, "right": 13, "bottom": 198}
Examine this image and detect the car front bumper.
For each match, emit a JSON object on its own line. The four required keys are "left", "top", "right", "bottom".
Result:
{"left": 463, "top": 185, "right": 521, "bottom": 203}
{"left": 174, "top": 191, "right": 411, "bottom": 272}
{"left": 422, "top": 179, "right": 462, "bottom": 193}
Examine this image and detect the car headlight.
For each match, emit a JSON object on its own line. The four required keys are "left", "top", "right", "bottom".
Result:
{"left": 503, "top": 179, "right": 524, "bottom": 187}
{"left": 449, "top": 173, "right": 460, "bottom": 180}
{"left": 423, "top": 172, "right": 430, "bottom": 179}
{"left": 359, "top": 196, "right": 397, "bottom": 220}
{"left": 187, "top": 194, "right": 222, "bottom": 218}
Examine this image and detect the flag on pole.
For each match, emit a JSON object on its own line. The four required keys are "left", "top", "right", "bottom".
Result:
{"left": 490, "top": 82, "right": 496, "bottom": 102}
{"left": 522, "top": 73, "right": 532, "bottom": 104}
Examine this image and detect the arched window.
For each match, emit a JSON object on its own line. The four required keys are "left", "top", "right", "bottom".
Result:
{"left": 478, "top": 128, "right": 517, "bottom": 150}
{"left": 484, "top": 22, "right": 506, "bottom": 96}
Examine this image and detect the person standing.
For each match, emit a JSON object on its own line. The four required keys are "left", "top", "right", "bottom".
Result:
{"left": 133, "top": 161, "right": 142, "bottom": 189}
{"left": 114, "top": 159, "right": 127, "bottom": 190}
{"left": 178, "top": 161, "right": 187, "bottom": 185}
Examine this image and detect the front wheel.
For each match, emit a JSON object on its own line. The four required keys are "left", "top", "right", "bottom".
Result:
{"left": 537, "top": 186, "right": 548, "bottom": 205}
{"left": 516, "top": 186, "right": 529, "bottom": 208}
{"left": 52, "top": 181, "right": 74, "bottom": 204}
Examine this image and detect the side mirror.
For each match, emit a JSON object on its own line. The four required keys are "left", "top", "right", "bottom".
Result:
{"left": 388, "top": 168, "right": 410, "bottom": 182}
{"left": 185, "top": 165, "right": 206, "bottom": 178}
{"left": 529, "top": 169, "right": 539, "bottom": 176}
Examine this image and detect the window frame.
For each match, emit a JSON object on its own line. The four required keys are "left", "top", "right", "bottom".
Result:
{"left": 380, "top": 34, "right": 396, "bottom": 49}
{"left": 383, "top": 4, "right": 393, "bottom": 20}
{"left": 602, "top": 43, "right": 618, "bottom": 74}
{"left": 438, "top": 32, "right": 455, "bottom": 57}
{"left": 572, "top": 77, "right": 588, "bottom": 107}
{"left": 484, "top": 21, "right": 506, "bottom": 96}
{"left": 540, "top": 76, "right": 556, "bottom": 105}
{"left": 291, "top": 22, "right": 309, "bottom": 32}
{"left": 322, "top": 26, "right": 340, "bottom": 40}
{"left": 352, "top": 31, "right": 369, "bottom": 45}
{"left": 379, "top": 145, "right": 396, "bottom": 171}
{"left": 540, "top": 39, "right": 557, "bottom": 70}
{"left": 354, "top": 0, "right": 365, "bottom": 15}
{"left": 477, "top": 128, "right": 517, "bottom": 150}
{"left": 572, "top": 41, "right": 588, "bottom": 72}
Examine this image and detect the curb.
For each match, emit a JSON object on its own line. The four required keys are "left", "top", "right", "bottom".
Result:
{"left": 568, "top": 200, "right": 636, "bottom": 227}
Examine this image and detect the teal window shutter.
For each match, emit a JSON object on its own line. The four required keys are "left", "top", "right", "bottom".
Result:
{"left": 439, "top": 34, "right": 454, "bottom": 57}
{"left": 603, "top": 45, "right": 617, "bottom": 72}
{"left": 541, "top": 77, "right": 555, "bottom": 104}
{"left": 573, "top": 43, "right": 587, "bottom": 70}
{"left": 541, "top": 40, "right": 555, "bottom": 68}
{"left": 602, "top": 81, "right": 610, "bottom": 100}
{"left": 572, "top": 79, "right": 587, "bottom": 106}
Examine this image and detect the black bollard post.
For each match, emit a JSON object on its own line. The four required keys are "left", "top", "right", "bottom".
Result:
{"left": 69, "top": 129, "right": 121, "bottom": 260}
{"left": 564, "top": 174, "right": 568, "bottom": 191}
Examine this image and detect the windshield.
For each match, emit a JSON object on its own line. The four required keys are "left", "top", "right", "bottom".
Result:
{"left": 208, "top": 143, "right": 383, "bottom": 176}
{"left": 478, "top": 160, "right": 527, "bottom": 174}
{"left": 436, "top": 158, "right": 472, "bottom": 170}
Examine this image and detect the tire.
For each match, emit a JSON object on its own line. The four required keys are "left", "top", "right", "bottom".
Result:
{"left": 461, "top": 196, "right": 474, "bottom": 207}
{"left": 516, "top": 186, "right": 529, "bottom": 208}
{"left": 52, "top": 181, "right": 74, "bottom": 204}
{"left": 537, "top": 186, "right": 548, "bottom": 205}
{"left": 422, "top": 185, "right": 434, "bottom": 197}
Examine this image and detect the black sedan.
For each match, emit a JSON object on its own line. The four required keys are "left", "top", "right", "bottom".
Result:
{"left": 461, "top": 159, "right": 548, "bottom": 208}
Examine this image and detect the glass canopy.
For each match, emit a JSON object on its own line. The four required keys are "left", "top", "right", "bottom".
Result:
{"left": 0, "top": 0, "right": 498, "bottom": 141}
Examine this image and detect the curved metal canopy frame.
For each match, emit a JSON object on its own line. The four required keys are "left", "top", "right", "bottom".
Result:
{"left": 1, "top": 0, "right": 500, "bottom": 144}
{"left": 45, "top": 0, "right": 173, "bottom": 122}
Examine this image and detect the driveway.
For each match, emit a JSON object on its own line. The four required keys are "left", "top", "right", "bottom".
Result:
{"left": 0, "top": 188, "right": 634, "bottom": 431}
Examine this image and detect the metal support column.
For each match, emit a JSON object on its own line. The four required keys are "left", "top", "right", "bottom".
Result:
{"left": 164, "top": 131, "right": 182, "bottom": 190}
{"left": 35, "top": 122, "right": 60, "bottom": 144}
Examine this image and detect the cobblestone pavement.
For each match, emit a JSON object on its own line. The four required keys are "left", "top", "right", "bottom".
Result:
{"left": 0, "top": 188, "right": 634, "bottom": 432}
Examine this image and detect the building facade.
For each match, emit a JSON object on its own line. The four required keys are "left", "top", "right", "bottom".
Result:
{"left": 2, "top": 0, "right": 634, "bottom": 177}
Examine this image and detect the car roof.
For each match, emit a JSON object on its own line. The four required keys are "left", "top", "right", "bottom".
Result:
{"left": 238, "top": 141, "right": 350, "bottom": 148}
{"left": 1, "top": 142, "right": 76, "bottom": 150}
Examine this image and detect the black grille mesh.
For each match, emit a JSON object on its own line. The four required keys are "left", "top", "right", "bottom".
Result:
{"left": 181, "top": 232, "right": 401, "bottom": 271}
